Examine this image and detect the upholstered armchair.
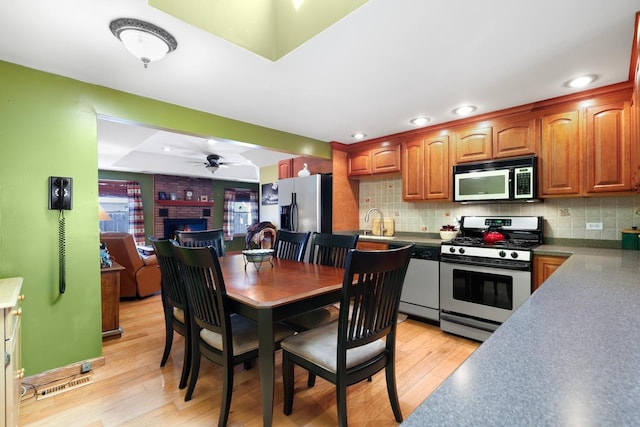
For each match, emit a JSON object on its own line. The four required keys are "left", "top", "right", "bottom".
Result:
{"left": 100, "top": 232, "right": 161, "bottom": 298}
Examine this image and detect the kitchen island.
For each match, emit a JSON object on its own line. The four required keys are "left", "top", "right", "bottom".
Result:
{"left": 401, "top": 246, "right": 640, "bottom": 426}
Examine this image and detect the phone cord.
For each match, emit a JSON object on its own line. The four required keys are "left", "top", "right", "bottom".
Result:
{"left": 58, "top": 210, "right": 66, "bottom": 294}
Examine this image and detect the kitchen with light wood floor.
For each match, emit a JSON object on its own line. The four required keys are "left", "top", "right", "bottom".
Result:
{"left": 19, "top": 295, "right": 479, "bottom": 426}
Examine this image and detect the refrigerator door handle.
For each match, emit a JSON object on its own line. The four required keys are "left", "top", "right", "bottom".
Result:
{"left": 291, "top": 203, "right": 298, "bottom": 231}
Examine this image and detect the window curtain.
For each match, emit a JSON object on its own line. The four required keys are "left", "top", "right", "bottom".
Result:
{"left": 249, "top": 189, "right": 258, "bottom": 224}
{"left": 126, "top": 181, "right": 145, "bottom": 245}
{"left": 223, "top": 188, "right": 236, "bottom": 240}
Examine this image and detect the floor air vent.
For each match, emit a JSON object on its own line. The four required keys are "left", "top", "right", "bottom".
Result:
{"left": 36, "top": 374, "right": 93, "bottom": 400}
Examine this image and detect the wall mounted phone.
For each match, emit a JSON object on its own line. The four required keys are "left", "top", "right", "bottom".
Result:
{"left": 48, "top": 177, "right": 73, "bottom": 210}
{"left": 49, "top": 176, "right": 73, "bottom": 294}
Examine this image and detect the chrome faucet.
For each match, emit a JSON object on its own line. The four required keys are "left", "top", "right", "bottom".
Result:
{"left": 364, "top": 208, "right": 385, "bottom": 236}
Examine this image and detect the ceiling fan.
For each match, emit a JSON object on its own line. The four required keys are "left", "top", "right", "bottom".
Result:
{"left": 191, "top": 153, "right": 252, "bottom": 174}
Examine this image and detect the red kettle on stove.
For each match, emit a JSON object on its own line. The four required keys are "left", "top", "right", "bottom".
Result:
{"left": 483, "top": 226, "right": 505, "bottom": 244}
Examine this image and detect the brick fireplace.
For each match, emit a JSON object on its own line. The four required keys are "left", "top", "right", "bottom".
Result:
{"left": 153, "top": 175, "right": 214, "bottom": 238}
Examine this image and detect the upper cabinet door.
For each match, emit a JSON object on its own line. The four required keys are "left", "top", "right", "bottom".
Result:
{"left": 278, "top": 159, "right": 293, "bottom": 179}
{"left": 493, "top": 116, "right": 538, "bottom": 159}
{"left": 402, "top": 138, "right": 424, "bottom": 200}
{"left": 454, "top": 125, "right": 492, "bottom": 163}
{"left": 424, "top": 135, "right": 450, "bottom": 200}
{"left": 371, "top": 145, "right": 401, "bottom": 174}
{"left": 347, "top": 151, "right": 372, "bottom": 176}
{"left": 349, "top": 144, "right": 401, "bottom": 177}
{"left": 540, "top": 110, "right": 581, "bottom": 196}
{"left": 585, "top": 101, "right": 631, "bottom": 193}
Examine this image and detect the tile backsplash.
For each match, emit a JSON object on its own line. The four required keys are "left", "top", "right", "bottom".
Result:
{"left": 359, "top": 176, "right": 640, "bottom": 241}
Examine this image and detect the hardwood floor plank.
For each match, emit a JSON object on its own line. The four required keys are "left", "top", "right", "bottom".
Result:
{"left": 20, "top": 294, "right": 480, "bottom": 426}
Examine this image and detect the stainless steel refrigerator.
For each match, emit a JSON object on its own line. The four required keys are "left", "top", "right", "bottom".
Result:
{"left": 278, "top": 174, "right": 332, "bottom": 234}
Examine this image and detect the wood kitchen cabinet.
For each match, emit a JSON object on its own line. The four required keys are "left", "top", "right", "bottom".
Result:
{"left": 348, "top": 143, "right": 401, "bottom": 177}
{"left": 493, "top": 115, "right": 538, "bottom": 159}
{"left": 585, "top": 101, "right": 632, "bottom": 193}
{"left": 539, "top": 92, "right": 633, "bottom": 197}
{"left": 453, "top": 124, "right": 492, "bottom": 164}
{"left": 278, "top": 159, "right": 293, "bottom": 179}
{"left": 347, "top": 151, "right": 372, "bottom": 176}
{"left": 402, "top": 133, "right": 450, "bottom": 201}
{"left": 540, "top": 110, "right": 582, "bottom": 196}
{"left": 532, "top": 254, "right": 568, "bottom": 292}
{"left": 278, "top": 157, "right": 332, "bottom": 179}
{"left": 402, "top": 138, "right": 423, "bottom": 200}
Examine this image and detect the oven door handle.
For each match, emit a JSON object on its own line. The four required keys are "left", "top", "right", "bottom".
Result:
{"left": 440, "top": 312, "right": 501, "bottom": 333}
{"left": 440, "top": 256, "right": 530, "bottom": 271}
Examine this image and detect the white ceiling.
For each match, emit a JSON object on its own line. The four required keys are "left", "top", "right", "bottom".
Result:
{"left": 1, "top": 0, "right": 638, "bottom": 182}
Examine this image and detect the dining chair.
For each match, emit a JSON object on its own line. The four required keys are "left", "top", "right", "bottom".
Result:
{"left": 175, "top": 228, "right": 226, "bottom": 256}
{"left": 149, "top": 237, "right": 191, "bottom": 390}
{"left": 171, "top": 244, "right": 295, "bottom": 426}
{"left": 281, "top": 244, "right": 414, "bottom": 427}
{"left": 273, "top": 230, "right": 311, "bottom": 261}
{"left": 285, "top": 232, "right": 359, "bottom": 332}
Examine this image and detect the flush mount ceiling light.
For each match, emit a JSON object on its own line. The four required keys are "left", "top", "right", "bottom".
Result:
{"left": 351, "top": 132, "right": 366, "bottom": 140}
{"left": 564, "top": 74, "right": 599, "bottom": 88}
{"left": 453, "top": 105, "right": 477, "bottom": 116}
{"left": 110, "top": 18, "right": 177, "bottom": 68}
{"left": 410, "top": 116, "right": 431, "bottom": 126}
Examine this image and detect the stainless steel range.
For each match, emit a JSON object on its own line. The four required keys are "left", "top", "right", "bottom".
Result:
{"left": 439, "top": 216, "right": 543, "bottom": 342}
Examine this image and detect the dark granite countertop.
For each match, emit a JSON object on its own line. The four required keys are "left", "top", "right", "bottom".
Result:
{"left": 401, "top": 246, "right": 640, "bottom": 426}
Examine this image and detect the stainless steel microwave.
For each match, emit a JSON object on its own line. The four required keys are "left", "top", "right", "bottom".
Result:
{"left": 453, "top": 156, "right": 537, "bottom": 202}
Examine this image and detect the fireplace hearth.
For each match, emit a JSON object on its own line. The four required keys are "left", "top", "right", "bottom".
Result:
{"left": 164, "top": 218, "right": 208, "bottom": 239}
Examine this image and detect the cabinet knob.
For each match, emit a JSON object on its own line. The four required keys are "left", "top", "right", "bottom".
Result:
{"left": 12, "top": 308, "right": 22, "bottom": 317}
{"left": 17, "top": 294, "right": 25, "bottom": 301}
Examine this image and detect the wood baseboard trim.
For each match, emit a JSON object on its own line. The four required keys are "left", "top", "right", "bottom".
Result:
{"left": 22, "top": 356, "right": 106, "bottom": 388}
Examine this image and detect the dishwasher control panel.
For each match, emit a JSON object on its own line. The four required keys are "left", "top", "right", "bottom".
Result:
{"left": 390, "top": 244, "right": 440, "bottom": 261}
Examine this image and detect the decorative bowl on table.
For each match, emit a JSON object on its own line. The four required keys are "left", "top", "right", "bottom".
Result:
{"left": 242, "top": 249, "right": 274, "bottom": 271}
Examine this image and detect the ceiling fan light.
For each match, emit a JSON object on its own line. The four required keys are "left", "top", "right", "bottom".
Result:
{"left": 110, "top": 18, "right": 177, "bottom": 68}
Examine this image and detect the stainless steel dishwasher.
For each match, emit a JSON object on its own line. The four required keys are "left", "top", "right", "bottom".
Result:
{"left": 389, "top": 243, "right": 440, "bottom": 323}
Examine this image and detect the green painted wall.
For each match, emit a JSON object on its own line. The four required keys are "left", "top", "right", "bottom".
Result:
{"left": 0, "top": 60, "right": 329, "bottom": 376}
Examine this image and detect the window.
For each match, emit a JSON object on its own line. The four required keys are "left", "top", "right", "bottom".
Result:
{"left": 99, "top": 196, "right": 129, "bottom": 233}
{"left": 223, "top": 188, "right": 259, "bottom": 238}
{"left": 98, "top": 179, "right": 146, "bottom": 245}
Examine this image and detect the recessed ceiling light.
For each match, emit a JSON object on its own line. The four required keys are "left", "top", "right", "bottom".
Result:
{"left": 410, "top": 116, "right": 431, "bottom": 126}
{"left": 564, "top": 74, "right": 599, "bottom": 88}
{"left": 453, "top": 105, "right": 477, "bottom": 116}
{"left": 351, "top": 132, "right": 366, "bottom": 140}
{"left": 163, "top": 146, "right": 171, "bottom": 152}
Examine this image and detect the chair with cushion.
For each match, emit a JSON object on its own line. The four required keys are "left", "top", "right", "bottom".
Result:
{"left": 281, "top": 244, "right": 413, "bottom": 427}
{"left": 171, "top": 244, "right": 294, "bottom": 426}
{"left": 100, "top": 232, "right": 161, "bottom": 298}
{"left": 273, "top": 230, "right": 311, "bottom": 262}
{"left": 285, "top": 233, "right": 359, "bottom": 332}
{"left": 175, "top": 228, "right": 226, "bottom": 256}
{"left": 149, "top": 237, "right": 191, "bottom": 390}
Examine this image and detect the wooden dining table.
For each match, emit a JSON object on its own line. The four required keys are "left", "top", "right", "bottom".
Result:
{"left": 218, "top": 253, "right": 345, "bottom": 427}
